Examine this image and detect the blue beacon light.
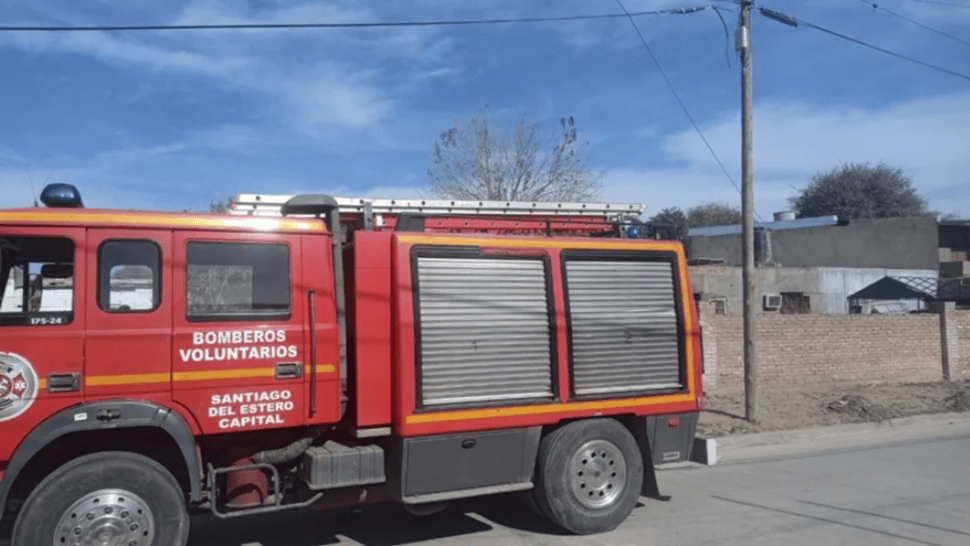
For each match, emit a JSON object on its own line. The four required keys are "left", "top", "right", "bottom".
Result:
{"left": 39, "top": 184, "right": 84, "bottom": 208}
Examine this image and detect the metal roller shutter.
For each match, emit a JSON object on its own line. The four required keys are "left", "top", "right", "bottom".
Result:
{"left": 416, "top": 257, "right": 554, "bottom": 407}
{"left": 565, "top": 259, "right": 682, "bottom": 396}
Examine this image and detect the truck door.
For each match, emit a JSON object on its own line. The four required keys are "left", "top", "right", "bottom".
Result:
{"left": 301, "top": 232, "right": 341, "bottom": 426}
{"left": 84, "top": 229, "right": 172, "bottom": 399}
{"left": 0, "top": 228, "right": 85, "bottom": 444}
{"left": 171, "top": 231, "right": 307, "bottom": 434}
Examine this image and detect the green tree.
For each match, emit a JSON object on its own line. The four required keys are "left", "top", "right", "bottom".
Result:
{"left": 428, "top": 109, "right": 602, "bottom": 202}
{"left": 649, "top": 207, "right": 689, "bottom": 241}
{"left": 790, "top": 162, "right": 930, "bottom": 219}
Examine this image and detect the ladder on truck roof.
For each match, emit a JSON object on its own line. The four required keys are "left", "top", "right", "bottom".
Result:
{"left": 229, "top": 193, "right": 649, "bottom": 237}
{"left": 230, "top": 193, "right": 645, "bottom": 219}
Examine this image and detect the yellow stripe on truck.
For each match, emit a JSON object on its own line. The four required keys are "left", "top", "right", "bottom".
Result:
{"left": 86, "top": 373, "right": 171, "bottom": 387}
{"left": 0, "top": 211, "right": 324, "bottom": 232}
{"left": 398, "top": 234, "right": 683, "bottom": 252}
{"left": 406, "top": 392, "right": 695, "bottom": 424}
{"left": 83, "top": 364, "right": 336, "bottom": 386}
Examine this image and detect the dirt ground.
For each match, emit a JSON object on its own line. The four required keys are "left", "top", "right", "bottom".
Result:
{"left": 697, "top": 379, "right": 970, "bottom": 437}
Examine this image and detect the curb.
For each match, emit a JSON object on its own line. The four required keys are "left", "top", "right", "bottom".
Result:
{"left": 692, "top": 411, "right": 970, "bottom": 465}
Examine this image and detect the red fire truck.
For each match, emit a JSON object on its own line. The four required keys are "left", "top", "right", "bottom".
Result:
{"left": 0, "top": 183, "right": 703, "bottom": 545}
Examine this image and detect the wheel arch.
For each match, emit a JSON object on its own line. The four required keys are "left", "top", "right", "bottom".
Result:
{"left": 0, "top": 400, "right": 203, "bottom": 518}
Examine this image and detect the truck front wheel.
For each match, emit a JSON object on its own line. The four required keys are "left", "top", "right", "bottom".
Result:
{"left": 532, "top": 419, "right": 643, "bottom": 534}
{"left": 12, "top": 451, "right": 189, "bottom": 546}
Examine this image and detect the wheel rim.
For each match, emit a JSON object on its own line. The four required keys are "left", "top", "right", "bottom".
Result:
{"left": 569, "top": 439, "right": 627, "bottom": 509}
{"left": 53, "top": 489, "right": 155, "bottom": 546}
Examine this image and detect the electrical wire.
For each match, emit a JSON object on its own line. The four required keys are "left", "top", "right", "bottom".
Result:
{"left": 713, "top": 7, "right": 735, "bottom": 67}
{"left": 0, "top": 8, "right": 715, "bottom": 32}
{"left": 857, "top": 0, "right": 970, "bottom": 48}
{"left": 787, "top": 13, "right": 970, "bottom": 81}
{"left": 614, "top": 0, "right": 757, "bottom": 219}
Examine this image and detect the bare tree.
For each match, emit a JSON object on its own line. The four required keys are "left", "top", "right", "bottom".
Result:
{"left": 187, "top": 265, "right": 252, "bottom": 313}
{"left": 687, "top": 202, "right": 742, "bottom": 228}
{"left": 209, "top": 198, "right": 232, "bottom": 213}
{"left": 790, "top": 162, "right": 930, "bottom": 219}
{"left": 428, "top": 110, "right": 603, "bottom": 202}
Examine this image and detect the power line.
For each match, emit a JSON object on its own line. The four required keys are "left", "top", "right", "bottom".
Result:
{"left": 857, "top": 0, "right": 970, "bottom": 48}
{"left": 0, "top": 7, "right": 716, "bottom": 32}
{"left": 759, "top": 9, "right": 970, "bottom": 82}
{"left": 614, "top": 0, "right": 757, "bottom": 218}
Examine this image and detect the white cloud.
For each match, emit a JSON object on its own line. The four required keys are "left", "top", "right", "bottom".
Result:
{"left": 10, "top": 31, "right": 247, "bottom": 78}
{"left": 316, "top": 184, "right": 424, "bottom": 200}
{"left": 173, "top": 0, "right": 368, "bottom": 29}
{"left": 0, "top": 170, "right": 40, "bottom": 208}
{"left": 603, "top": 91, "right": 970, "bottom": 218}
{"left": 183, "top": 124, "right": 264, "bottom": 151}
{"left": 0, "top": 144, "right": 29, "bottom": 166}
{"left": 0, "top": 141, "right": 194, "bottom": 210}
{"left": 602, "top": 167, "right": 744, "bottom": 217}
{"left": 285, "top": 67, "right": 393, "bottom": 131}
{"left": 226, "top": 182, "right": 425, "bottom": 204}
{"left": 2, "top": 2, "right": 428, "bottom": 133}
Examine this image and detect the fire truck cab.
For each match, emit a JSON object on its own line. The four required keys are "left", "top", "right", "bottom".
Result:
{"left": 0, "top": 184, "right": 703, "bottom": 545}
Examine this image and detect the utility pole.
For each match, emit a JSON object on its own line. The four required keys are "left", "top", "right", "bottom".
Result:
{"left": 739, "top": 0, "right": 759, "bottom": 423}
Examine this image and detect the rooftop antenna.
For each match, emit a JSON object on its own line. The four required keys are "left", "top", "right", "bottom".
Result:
{"left": 24, "top": 164, "right": 39, "bottom": 207}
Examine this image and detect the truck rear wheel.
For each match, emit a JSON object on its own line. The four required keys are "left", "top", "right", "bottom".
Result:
{"left": 12, "top": 451, "right": 189, "bottom": 546}
{"left": 518, "top": 488, "right": 544, "bottom": 517}
{"left": 532, "top": 419, "right": 643, "bottom": 534}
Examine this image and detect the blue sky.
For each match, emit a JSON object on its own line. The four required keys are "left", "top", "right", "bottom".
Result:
{"left": 1, "top": 0, "right": 968, "bottom": 220}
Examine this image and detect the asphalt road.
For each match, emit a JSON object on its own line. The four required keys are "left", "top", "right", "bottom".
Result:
{"left": 4, "top": 419, "right": 970, "bottom": 545}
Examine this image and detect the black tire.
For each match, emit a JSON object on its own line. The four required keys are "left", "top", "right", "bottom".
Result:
{"left": 532, "top": 419, "right": 643, "bottom": 535}
{"left": 518, "top": 488, "right": 544, "bottom": 517}
{"left": 402, "top": 501, "right": 450, "bottom": 516}
{"left": 12, "top": 451, "right": 189, "bottom": 546}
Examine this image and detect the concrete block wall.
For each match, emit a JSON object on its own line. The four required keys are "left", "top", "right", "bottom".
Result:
{"left": 700, "top": 313, "right": 944, "bottom": 392}
{"left": 954, "top": 310, "right": 970, "bottom": 379}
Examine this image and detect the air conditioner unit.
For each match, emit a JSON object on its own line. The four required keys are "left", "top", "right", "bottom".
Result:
{"left": 763, "top": 294, "right": 782, "bottom": 310}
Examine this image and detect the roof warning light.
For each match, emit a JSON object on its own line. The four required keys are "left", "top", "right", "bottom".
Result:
{"left": 40, "top": 183, "right": 84, "bottom": 208}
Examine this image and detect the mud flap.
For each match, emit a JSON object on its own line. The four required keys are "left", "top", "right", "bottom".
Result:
{"left": 625, "top": 413, "right": 700, "bottom": 498}
{"left": 625, "top": 417, "right": 661, "bottom": 498}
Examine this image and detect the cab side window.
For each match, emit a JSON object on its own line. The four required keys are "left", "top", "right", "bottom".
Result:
{"left": 0, "top": 236, "right": 75, "bottom": 325}
{"left": 186, "top": 242, "right": 290, "bottom": 322}
{"left": 98, "top": 240, "right": 162, "bottom": 312}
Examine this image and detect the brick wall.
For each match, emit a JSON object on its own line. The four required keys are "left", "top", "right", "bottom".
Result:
{"left": 954, "top": 310, "right": 970, "bottom": 379}
{"left": 699, "top": 312, "right": 944, "bottom": 392}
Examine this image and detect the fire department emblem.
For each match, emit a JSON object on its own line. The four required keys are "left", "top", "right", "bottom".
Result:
{"left": 0, "top": 352, "right": 38, "bottom": 422}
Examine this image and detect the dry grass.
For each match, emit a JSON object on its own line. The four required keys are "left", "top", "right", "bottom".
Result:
{"left": 698, "top": 379, "right": 970, "bottom": 437}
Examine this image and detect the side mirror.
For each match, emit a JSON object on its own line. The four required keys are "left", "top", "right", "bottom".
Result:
{"left": 27, "top": 274, "right": 43, "bottom": 312}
